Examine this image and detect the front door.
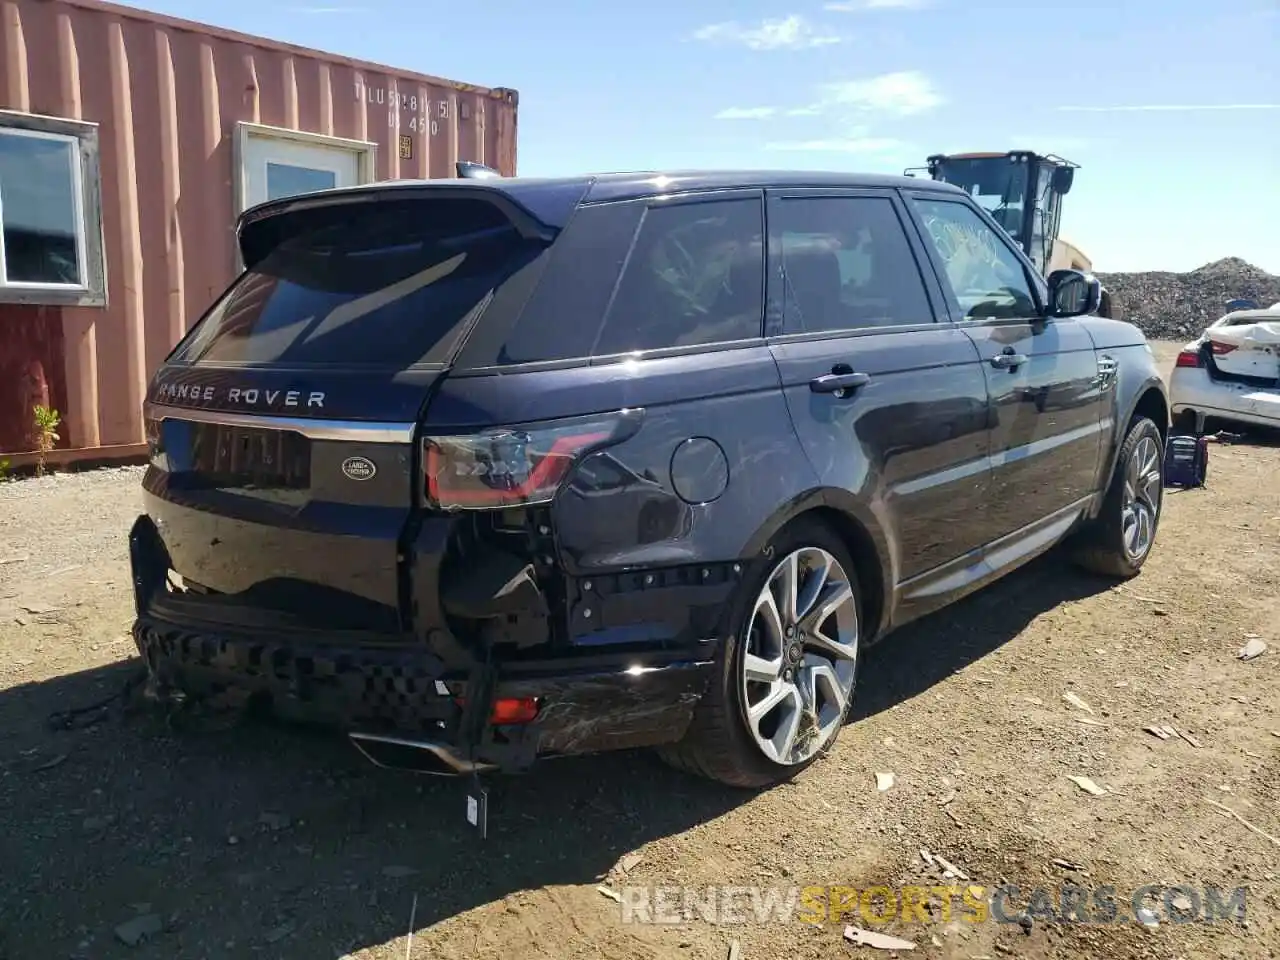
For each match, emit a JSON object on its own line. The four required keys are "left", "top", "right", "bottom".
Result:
{"left": 904, "top": 193, "right": 1107, "bottom": 545}
{"left": 765, "top": 188, "right": 993, "bottom": 590}
{"left": 241, "top": 133, "right": 362, "bottom": 210}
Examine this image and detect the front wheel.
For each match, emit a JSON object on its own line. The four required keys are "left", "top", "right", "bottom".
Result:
{"left": 658, "top": 519, "right": 862, "bottom": 788}
{"left": 1072, "top": 417, "right": 1164, "bottom": 578}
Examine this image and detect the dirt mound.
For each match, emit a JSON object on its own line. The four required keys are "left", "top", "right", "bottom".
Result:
{"left": 1098, "top": 258, "right": 1280, "bottom": 341}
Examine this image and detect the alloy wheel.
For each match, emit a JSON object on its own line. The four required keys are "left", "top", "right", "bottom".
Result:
{"left": 740, "top": 547, "right": 858, "bottom": 766}
{"left": 1122, "top": 435, "right": 1162, "bottom": 561}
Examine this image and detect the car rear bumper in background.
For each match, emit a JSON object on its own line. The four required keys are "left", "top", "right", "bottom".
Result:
{"left": 1169, "top": 368, "right": 1280, "bottom": 429}
{"left": 128, "top": 515, "right": 715, "bottom": 771}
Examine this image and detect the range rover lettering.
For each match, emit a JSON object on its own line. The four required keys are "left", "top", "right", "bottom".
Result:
{"left": 130, "top": 167, "right": 1169, "bottom": 787}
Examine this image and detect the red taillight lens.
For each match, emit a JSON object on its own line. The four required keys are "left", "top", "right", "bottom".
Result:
{"left": 1175, "top": 349, "right": 1202, "bottom": 368}
{"left": 1208, "top": 340, "right": 1238, "bottom": 356}
{"left": 490, "top": 697, "right": 539, "bottom": 724}
{"left": 454, "top": 697, "right": 540, "bottom": 725}
{"left": 424, "top": 409, "right": 643, "bottom": 510}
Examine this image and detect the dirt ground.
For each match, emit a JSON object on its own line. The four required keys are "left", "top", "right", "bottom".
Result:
{"left": 1, "top": 341, "right": 1277, "bottom": 960}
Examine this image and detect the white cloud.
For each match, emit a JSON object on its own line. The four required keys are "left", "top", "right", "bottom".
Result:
{"left": 825, "top": 0, "right": 927, "bottom": 9}
{"left": 764, "top": 136, "right": 903, "bottom": 153}
{"left": 747, "top": 71, "right": 941, "bottom": 121}
{"left": 690, "top": 16, "right": 842, "bottom": 50}
{"left": 714, "top": 106, "right": 779, "bottom": 120}
{"left": 1057, "top": 103, "right": 1280, "bottom": 112}
{"left": 819, "top": 70, "right": 943, "bottom": 115}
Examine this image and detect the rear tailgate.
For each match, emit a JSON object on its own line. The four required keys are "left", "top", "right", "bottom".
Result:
{"left": 141, "top": 189, "right": 559, "bottom": 634}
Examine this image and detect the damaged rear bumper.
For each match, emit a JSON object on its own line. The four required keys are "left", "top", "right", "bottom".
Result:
{"left": 128, "top": 517, "right": 716, "bottom": 773}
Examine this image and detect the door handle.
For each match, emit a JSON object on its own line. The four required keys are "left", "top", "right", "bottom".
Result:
{"left": 809, "top": 370, "right": 871, "bottom": 396}
{"left": 989, "top": 352, "right": 1027, "bottom": 370}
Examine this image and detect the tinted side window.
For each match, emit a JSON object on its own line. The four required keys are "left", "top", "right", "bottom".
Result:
{"left": 593, "top": 197, "right": 764, "bottom": 356}
{"left": 774, "top": 196, "right": 932, "bottom": 334}
{"left": 474, "top": 201, "right": 645, "bottom": 367}
{"left": 911, "top": 197, "right": 1038, "bottom": 321}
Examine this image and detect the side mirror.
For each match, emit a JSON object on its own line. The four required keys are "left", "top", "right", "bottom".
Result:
{"left": 1046, "top": 268, "right": 1101, "bottom": 318}
{"left": 1051, "top": 167, "right": 1075, "bottom": 194}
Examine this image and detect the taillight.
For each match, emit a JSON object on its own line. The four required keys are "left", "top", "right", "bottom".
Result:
{"left": 454, "top": 696, "right": 540, "bottom": 725}
{"left": 423, "top": 409, "right": 644, "bottom": 510}
{"left": 1208, "top": 340, "right": 1238, "bottom": 356}
{"left": 1175, "top": 349, "right": 1202, "bottom": 368}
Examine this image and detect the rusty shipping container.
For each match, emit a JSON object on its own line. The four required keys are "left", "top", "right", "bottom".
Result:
{"left": 0, "top": 0, "right": 518, "bottom": 463}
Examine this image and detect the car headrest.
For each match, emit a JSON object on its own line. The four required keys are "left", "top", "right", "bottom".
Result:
{"left": 784, "top": 243, "right": 842, "bottom": 329}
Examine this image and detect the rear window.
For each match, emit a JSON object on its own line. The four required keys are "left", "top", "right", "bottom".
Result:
{"left": 171, "top": 198, "right": 546, "bottom": 368}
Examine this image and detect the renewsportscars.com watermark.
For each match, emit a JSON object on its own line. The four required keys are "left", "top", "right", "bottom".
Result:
{"left": 615, "top": 884, "right": 1248, "bottom": 927}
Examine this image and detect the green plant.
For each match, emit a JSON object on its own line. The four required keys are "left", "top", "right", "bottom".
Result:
{"left": 0, "top": 459, "right": 10, "bottom": 482}
{"left": 33, "top": 405, "right": 61, "bottom": 478}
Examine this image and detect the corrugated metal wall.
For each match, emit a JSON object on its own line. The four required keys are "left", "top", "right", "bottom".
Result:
{"left": 0, "top": 0, "right": 517, "bottom": 460}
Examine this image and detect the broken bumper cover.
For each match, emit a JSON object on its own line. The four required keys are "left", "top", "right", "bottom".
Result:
{"left": 131, "top": 617, "right": 713, "bottom": 757}
{"left": 128, "top": 523, "right": 715, "bottom": 771}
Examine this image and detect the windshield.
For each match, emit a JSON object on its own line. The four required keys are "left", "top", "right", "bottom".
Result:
{"left": 931, "top": 157, "right": 1028, "bottom": 242}
{"left": 171, "top": 197, "right": 546, "bottom": 369}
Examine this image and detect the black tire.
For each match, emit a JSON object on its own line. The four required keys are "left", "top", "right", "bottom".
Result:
{"left": 657, "top": 518, "right": 862, "bottom": 788}
{"left": 1071, "top": 416, "right": 1164, "bottom": 578}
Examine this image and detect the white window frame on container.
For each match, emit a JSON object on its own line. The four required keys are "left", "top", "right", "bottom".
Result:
{"left": 233, "top": 121, "right": 377, "bottom": 214}
{"left": 0, "top": 109, "right": 107, "bottom": 307}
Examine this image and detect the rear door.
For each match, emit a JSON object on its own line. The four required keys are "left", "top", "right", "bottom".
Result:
{"left": 903, "top": 192, "right": 1107, "bottom": 544}
{"left": 142, "top": 191, "right": 556, "bottom": 632}
{"left": 765, "top": 187, "right": 992, "bottom": 599}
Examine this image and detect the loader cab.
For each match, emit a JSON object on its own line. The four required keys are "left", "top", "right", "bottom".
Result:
{"left": 913, "top": 151, "right": 1112, "bottom": 317}
{"left": 921, "top": 151, "right": 1074, "bottom": 275}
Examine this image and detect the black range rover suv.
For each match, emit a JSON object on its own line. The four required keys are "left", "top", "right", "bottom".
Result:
{"left": 131, "top": 167, "right": 1169, "bottom": 787}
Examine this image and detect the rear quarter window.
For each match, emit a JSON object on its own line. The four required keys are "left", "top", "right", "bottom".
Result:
{"left": 469, "top": 194, "right": 766, "bottom": 367}
{"left": 594, "top": 197, "right": 765, "bottom": 355}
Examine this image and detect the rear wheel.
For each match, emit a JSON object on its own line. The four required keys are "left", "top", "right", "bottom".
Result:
{"left": 658, "top": 519, "right": 861, "bottom": 787}
{"left": 1072, "top": 417, "right": 1164, "bottom": 578}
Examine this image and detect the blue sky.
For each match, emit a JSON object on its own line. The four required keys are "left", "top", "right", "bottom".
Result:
{"left": 138, "top": 0, "right": 1279, "bottom": 273}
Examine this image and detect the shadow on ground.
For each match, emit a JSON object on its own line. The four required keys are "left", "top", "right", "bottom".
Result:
{"left": 853, "top": 552, "right": 1113, "bottom": 722}
{"left": 0, "top": 552, "right": 1112, "bottom": 959}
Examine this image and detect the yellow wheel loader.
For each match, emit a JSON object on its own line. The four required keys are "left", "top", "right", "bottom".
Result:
{"left": 907, "top": 150, "right": 1114, "bottom": 318}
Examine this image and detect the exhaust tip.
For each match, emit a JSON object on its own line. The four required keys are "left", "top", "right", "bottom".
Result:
{"left": 348, "top": 731, "right": 496, "bottom": 777}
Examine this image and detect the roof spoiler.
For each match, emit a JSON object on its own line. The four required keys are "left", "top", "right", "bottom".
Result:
{"left": 235, "top": 183, "right": 554, "bottom": 269}
{"left": 456, "top": 161, "right": 503, "bottom": 180}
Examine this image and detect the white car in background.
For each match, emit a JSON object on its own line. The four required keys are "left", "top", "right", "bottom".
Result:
{"left": 1170, "top": 307, "right": 1280, "bottom": 432}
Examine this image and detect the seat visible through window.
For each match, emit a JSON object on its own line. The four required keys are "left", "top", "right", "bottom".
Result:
{"left": 593, "top": 196, "right": 765, "bottom": 356}
{"left": 777, "top": 195, "right": 934, "bottom": 333}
